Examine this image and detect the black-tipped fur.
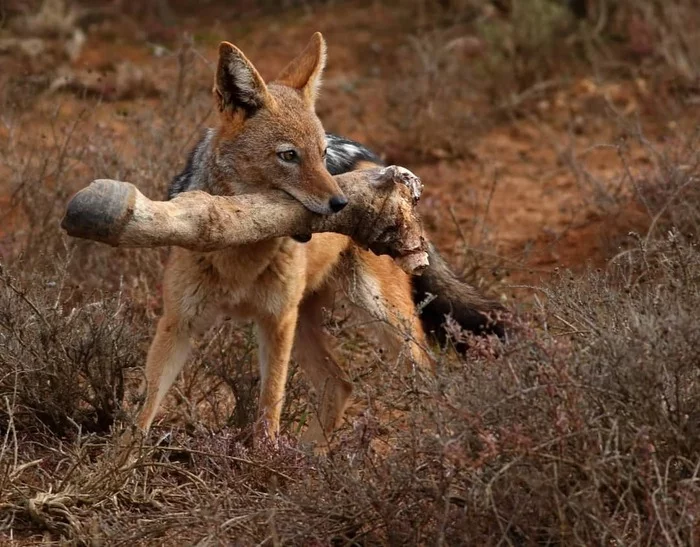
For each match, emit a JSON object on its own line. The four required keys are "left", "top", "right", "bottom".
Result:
{"left": 167, "top": 147, "right": 197, "bottom": 200}
{"left": 325, "top": 133, "right": 383, "bottom": 175}
{"left": 167, "top": 128, "right": 215, "bottom": 200}
{"left": 412, "top": 243, "right": 506, "bottom": 351}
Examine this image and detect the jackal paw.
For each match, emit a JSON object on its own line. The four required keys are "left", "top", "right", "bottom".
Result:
{"left": 300, "top": 422, "right": 331, "bottom": 456}
{"left": 372, "top": 165, "right": 423, "bottom": 204}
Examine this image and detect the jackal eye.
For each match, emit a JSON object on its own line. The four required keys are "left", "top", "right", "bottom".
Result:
{"left": 277, "top": 150, "right": 298, "bottom": 163}
{"left": 322, "top": 147, "right": 328, "bottom": 158}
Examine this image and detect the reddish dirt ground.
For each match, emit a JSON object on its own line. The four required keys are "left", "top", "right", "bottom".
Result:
{"left": 1, "top": 2, "right": 692, "bottom": 292}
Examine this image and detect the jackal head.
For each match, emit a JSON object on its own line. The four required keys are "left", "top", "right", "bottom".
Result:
{"left": 211, "top": 32, "right": 347, "bottom": 215}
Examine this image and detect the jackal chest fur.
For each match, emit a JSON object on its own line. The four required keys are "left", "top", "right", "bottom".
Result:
{"left": 166, "top": 237, "right": 306, "bottom": 329}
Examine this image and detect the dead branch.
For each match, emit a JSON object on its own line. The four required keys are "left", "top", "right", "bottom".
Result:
{"left": 61, "top": 166, "right": 429, "bottom": 274}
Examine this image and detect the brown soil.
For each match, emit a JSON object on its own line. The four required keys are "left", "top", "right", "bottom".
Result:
{"left": 0, "top": 1, "right": 694, "bottom": 288}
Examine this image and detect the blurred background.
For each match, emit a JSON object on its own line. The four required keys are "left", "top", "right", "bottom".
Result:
{"left": 2, "top": 0, "right": 698, "bottom": 278}
{"left": 1, "top": 1, "right": 700, "bottom": 544}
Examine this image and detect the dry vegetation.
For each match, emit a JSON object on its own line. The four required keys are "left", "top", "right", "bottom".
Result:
{"left": 1, "top": 0, "right": 700, "bottom": 544}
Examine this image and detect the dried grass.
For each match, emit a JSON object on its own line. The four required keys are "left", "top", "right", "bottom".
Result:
{"left": 1, "top": 1, "right": 700, "bottom": 544}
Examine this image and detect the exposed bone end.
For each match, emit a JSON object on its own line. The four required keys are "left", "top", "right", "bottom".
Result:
{"left": 395, "top": 251, "right": 430, "bottom": 275}
{"left": 372, "top": 165, "right": 423, "bottom": 203}
{"left": 61, "top": 179, "right": 137, "bottom": 244}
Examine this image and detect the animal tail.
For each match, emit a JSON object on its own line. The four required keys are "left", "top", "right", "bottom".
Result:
{"left": 412, "top": 243, "right": 506, "bottom": 349}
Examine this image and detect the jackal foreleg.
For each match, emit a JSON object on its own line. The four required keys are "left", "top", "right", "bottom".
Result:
{"left": 255, "top": 309, "right": 299, "bottom": 439}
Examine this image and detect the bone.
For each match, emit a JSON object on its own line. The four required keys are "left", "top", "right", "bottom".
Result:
{"left": 61, "top": 167, "right": 429, "bottom": 275}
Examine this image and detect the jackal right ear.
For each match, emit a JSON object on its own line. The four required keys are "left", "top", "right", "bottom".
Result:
{"left": 214, "top": 42, "right": 270, "bottom": 116}
{"left": 274, "top": 32, "right": 327, "bottom": 106}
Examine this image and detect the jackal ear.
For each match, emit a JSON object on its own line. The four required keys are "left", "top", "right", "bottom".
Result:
{"left": 274, "top": 32, "right": 327, "bottom": 106}
{"left": 215, "top": 42, "right": 270, "bottom": 116}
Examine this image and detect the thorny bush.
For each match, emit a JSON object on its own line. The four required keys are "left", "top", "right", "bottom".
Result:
{"left": 1, "top": 1, "right": 700, "bottom": 545}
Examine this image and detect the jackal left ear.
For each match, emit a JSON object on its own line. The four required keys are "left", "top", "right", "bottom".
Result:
{"left": 274, "top": 32, "right": 327, "bottom": 106}
{"left": 215, "top": 41, "right": 271, "bottom": 116}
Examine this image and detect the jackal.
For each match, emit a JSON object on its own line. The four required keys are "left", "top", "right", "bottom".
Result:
{"left": 136, "top": 32, "right": 504, "bottom": 446}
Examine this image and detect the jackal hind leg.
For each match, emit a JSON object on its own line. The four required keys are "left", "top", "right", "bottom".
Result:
{"left": 293, "top": 289, "right": 353, "bottom": 449}
{"left": 344, "top": 249, "right": 431, "bottom": 369}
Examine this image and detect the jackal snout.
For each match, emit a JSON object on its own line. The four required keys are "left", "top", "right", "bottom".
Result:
{"left": 311, "top": 170, "right": 348, "bottom": 214}
{"left": 290, "top": 161, "right": 348, "bottom": 215}
{"left": 328, "top": 195, "right": 348, "bottom": 212}
{"left": 295, "top": 182, "right": 347, "bottom": 215}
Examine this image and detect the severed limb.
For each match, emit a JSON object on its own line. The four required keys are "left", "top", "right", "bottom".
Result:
{"left": 61, "top": 166, "right": 429, "bottom": 274}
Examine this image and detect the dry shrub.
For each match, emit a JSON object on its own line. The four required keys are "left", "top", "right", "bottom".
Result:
{"left": 2, "top": 2, "right": 700, "bottom": 544}
{"left": 384, "top": 0, "right": 580, "bottom": 162}
{"left": 259, "top": 228, "right": 700, "bottom": 545}
{"left": 632, "top": 130, "right": 700, "bottom": 239}
{"left": 4, "top": 223, "right": 699, "bottom": 544}
{"left": 170, "top": 322, "right": 261, "bottom": 433}
{"left": 381, "top": 0, "right": 483, "bottom": 161}
{"left": 384, "top": 0, "right": 700, "bottom": 162}
{"left": 593, "top": 0, "right": 700, "bottom": 84}
{"left": 385, "top": 31, "right": 485, "bottom": 162}
{"left": 0, "top": 33, "right": 212, "bottom": 433}
{"left": 477, "top": 0, "right": 577, "bottom": 94}
{"left": 0, "top": 259, "right": 141, "bottom": 436}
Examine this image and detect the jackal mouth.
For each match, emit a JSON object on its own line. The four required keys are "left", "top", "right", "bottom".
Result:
{"left": 291, "top": 233, "right": 313, "bottom": 243}
{"left": 283, "top": 188, "right": 343, "bottom": 216}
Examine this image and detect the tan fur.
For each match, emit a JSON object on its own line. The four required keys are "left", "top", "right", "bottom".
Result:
{"left": 136, "top": 33, "right": 431, "bottom": 444}
{"left": 274, "top": 32, "right": 327, "bottom": 105}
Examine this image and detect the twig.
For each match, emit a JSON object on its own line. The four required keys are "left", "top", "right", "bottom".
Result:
{"left": 154, "top": 446, "right": 296, "bottom": 482}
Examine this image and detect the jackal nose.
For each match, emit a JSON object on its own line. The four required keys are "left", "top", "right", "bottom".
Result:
{"left": 329, "top": 195, "right": 348, "bottom": 213}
